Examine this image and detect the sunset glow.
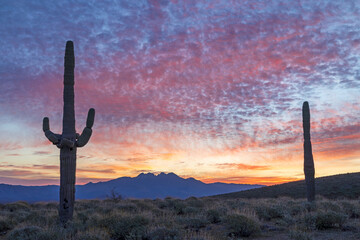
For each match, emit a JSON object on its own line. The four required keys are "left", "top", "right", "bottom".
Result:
{"left": 0, "top": 0, "right": 359, "bottom": 186}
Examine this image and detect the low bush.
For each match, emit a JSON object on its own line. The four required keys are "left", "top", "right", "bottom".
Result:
{"left": 8, "top": 210, "right": 31, "bottom": 223}
{"left": 289, "top": 230, "right": 313, "bottom": 240}
{"left": 340, "top": 201, "right": 360, "bottom": 219}
{"left": 184, "top": 197, "right": 205, "bottom": 208}
{"left": 24, "top": 210, "right": 53, "bottom": 226}
{"left": 177, "top": 217, "right": 207, "bottom": 231}
{"left": 206, "top": 209, "right": 221, "bottom": 223}
{"left": 0, "top": 219, "right": 13, "bottom": 232}
{"left": 102, "top": 215, "right": 149, "bottom": 240}
{"left": 136, "top": 200, "right": 154, "bottom": 211}
{"left": 73, "top": 230, "right": 110, "bottom": 240}
{"left": 304, "top": 214, "right": 316, "bottom": 230}
{"left": 36, "top": 228, "right": 65, "bottom": 240}
{"left": 255, "top": 204, "right": 285, "bottom": 220}
{"left": 225, "top": 214, "right": 260, "bottom": 237}
{"left": 146, "top": 227, "right": 180, "bottom": 240}
{"left": 5, "top": 201, "right": 30, "bottom": 212}
{"left": 117, "top": 203, "right": 138, "bottom": 213}
{"left": 6, "top": 226, "right": 43, "bottom": 240}
{"left": 318, "top": 201, "right": 341, "bottom": 213}
{"left": 182, "top": 206, "right": 201, "bottom": 215}
{"left": 315, "top": 211, "right": 347, "bottom": 230}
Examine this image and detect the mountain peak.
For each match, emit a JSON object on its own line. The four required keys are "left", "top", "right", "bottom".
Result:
{"left": 136, "top": 172, "right": 180, "bottom": 178}
{"left": 158, "top": 172, "right": 180, "bottom": 178}
{"left": 136, "top": 172, "right": 155, "bottom": 178}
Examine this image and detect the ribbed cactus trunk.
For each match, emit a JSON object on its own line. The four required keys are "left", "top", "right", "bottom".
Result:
{"left": 302, "top": 101, "right": 315, "bottom": 202}
{"left": 43, "top": 41, "right": 95, "bottom": 225}
{"left": 60, "top": 41, "right": 77, "bottom": 223}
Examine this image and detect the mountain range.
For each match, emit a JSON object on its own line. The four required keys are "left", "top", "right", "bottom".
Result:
{"left": 0, "top": 172, "right": 263, "bottom": 203}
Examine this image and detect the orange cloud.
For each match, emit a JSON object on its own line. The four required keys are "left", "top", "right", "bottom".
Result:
{"left": 216, "top": 163, "right": 271, "bottom": 171}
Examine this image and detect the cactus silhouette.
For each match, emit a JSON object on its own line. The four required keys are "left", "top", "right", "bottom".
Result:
{"left": 302, "top": 101, "right": 315, "bottom": 202}
{"left": 43, "top": 41, "right": 95, "bottom": 224}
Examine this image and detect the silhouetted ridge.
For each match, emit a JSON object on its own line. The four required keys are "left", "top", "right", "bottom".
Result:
{"left": 212, "top": 172, "right": 360, "bottom": 200}
{"left": 0, "top": 172, "right": 263, "bottom": 203}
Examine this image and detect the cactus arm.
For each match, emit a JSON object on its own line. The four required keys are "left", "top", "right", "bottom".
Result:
{"left": 77, "top": 128, "right": 92, "bottom": 147}
{"left": 76, "top": 108, "right": 95, "bottom": 147}
{"left": 86, "top": 108, "right": 95, "bottom": 128}
{"left": 43, "top": 117, "right": 61, "bottom": 144}
{"left": 62, "top": 41, "right": 76, "bottom": 137}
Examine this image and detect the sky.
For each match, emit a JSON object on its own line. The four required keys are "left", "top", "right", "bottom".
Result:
{"left": 0, "top": 0, "right": 359, "bottom": 186}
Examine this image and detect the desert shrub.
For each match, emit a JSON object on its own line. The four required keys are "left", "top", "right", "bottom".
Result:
{"left": 5, "top": 201, "right": 31, "bottom": 212}
{"left": 0, "top": 219, "right": 13, "bottom": 232}
{"left": 8, "top": 210, "right": 31, "bottom": 223}
{"left": 107, "top": 188, "right": 123, "bottom": 202}
{"left": 289, "top": 203, "right": 308, "bottom": 216}
{"left": 117, "top": 203, "right": 138, "bottom": 213}
{"left": 315, "top": 211, "right": 347, "bottom": 230}
{"left": 136, "top": 200, "right": 154, "bottom": 211}
{"left": 157, "top": 198, "right": 186, "bottom": 214}
{"left": 73, "top": 230, "right": 110, "bottom": 240}
{"left": 183, "top": 206, "right": 201, "bottom": 215}
{"left": 61, "top": 220, "right": 85, "bottom": 236}
{"left": 318, "top": 201, "right": 341, "bottom": 213}
{"left": 289, "top": 230, "right": 313, "bottom": 240}
{"left": 6, "top": 226, "right": 43, "bottom": 240}
{"left": 170, "top": 200, "right": 187, "bottom": 215}
{"left": 147, "top": 227, "right": 180, "bottom": 240}
{"left": 43, "top": 202, "right": 57, "bottom": 210}
{"left": 184, "top": 197, "right": 205, "bottom": 208}
{"left": 85, "top": 213, "right": 104, "bottom": 229}
{"left": 303, "top": 214, "right": 316, "bottom": 230}
{"left": 76, "top": 200, "right": 101, "bottom": 211}
{"left": 100, "top": 205, "right": 117, "bottom": 215}
{"left": 24, "top": 210, "right": 53, "bottom": 226}
{"left": 156, "top": 200, "right": 168, "bottom": 209}
{"left": 102, "top": 215, "right": 149, "bottom": 240}
{"left": 340, "top": 201, "right": 360, "bottom": 219}
{"left": 255, "top": 204, "right": 285, "bottom": 220}
{"left": 177, "top": 217, "right": 207, "bottom": 230}
{"left": 227, "top": 199, "right": 247, "bottom": 210}
{"left": 76, "top": 211, "right": 90, "bottom": 224}
{"left": 151, "top": 208, "right": 165, "bottom": 218}
{"left": 36, "top": 228, "right": 64, "bottom": 240}
{"left": 206, "top": 209, "right": 221, "bottom": 224}
{"left": 303, "top": 202, "right": 317, "bottom": 212}
{"left": 188, "top": 238, "right": 206, "bottom": 240}
{"left": 225, "top": 214, "right": 260, "bottom": 237}
{"left": 274, "top": 214, "right": 295, "bottom": 227}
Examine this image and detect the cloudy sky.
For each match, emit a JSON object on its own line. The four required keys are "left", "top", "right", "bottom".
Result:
{"left": 0, "top": 0, "right": 359, "bottom": 186}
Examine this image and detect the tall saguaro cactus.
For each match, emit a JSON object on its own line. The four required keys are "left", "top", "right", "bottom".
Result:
{"left": 43, "top": 41, "right": 95, "bottom": 224}
{"left": 302, "top": 101, "right": 315, "bottom": 202}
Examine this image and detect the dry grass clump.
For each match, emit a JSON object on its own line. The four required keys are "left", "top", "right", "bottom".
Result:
{"left": 0, "top": 197, "right": 359, "bottom": 239}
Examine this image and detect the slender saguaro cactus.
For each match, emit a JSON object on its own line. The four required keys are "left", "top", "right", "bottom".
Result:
{"left": 302, "top": 101, "right": 315, "bottom": 202}
{"left": 43, "top": 41, "right": 95, "bottom": 224}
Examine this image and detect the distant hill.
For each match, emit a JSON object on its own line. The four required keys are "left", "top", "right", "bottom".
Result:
{"left": 212, "top": 172, "right": 360, "bottom": 199}
{"left": 0, "top": 172, "right": 263, "bottom": 203}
